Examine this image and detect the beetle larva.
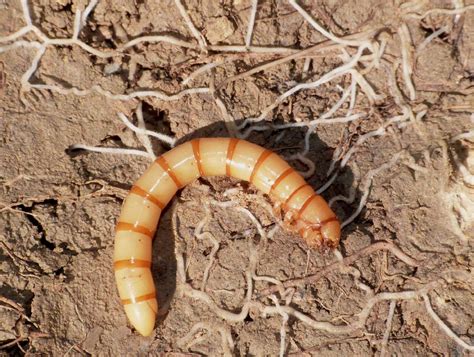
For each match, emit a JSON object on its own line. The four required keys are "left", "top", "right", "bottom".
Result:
{"left": 114, "top": 137, "right": 341, "bottom": 336}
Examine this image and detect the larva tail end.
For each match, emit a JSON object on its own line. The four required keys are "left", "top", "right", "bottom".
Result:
{"left": 124, "top": 298, "right": 158, "bottom": 337}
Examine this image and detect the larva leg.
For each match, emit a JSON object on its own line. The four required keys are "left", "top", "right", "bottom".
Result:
{"left": 114, "top": 137, "right": 341, "bottom": 336}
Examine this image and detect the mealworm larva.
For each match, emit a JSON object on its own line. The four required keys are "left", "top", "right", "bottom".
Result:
{"left": 114, "top": 138, "right": 341, "bottom": 336}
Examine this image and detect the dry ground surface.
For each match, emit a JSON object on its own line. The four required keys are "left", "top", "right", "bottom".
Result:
{"left": 1, "top": 0, "right": 474, "bottom": 356}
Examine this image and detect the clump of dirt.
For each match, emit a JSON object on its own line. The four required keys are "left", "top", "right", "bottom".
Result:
{"left": 1, "top": 0, "right": 473, "bottom": 355}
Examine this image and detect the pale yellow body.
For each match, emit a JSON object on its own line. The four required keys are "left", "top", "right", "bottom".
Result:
{"left": 114, "top": 138, "right": 341, "bottom": 336}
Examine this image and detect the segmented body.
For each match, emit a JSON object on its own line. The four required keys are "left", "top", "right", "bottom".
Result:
{"left": 114, "top": 137, "right": 341, "bottom": 336}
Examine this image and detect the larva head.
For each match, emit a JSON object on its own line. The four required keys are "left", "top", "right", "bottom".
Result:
{"left": 298, "top": 218, "right": 341, "bottom": 250}
{"left": 320, "top": 219, "right": 341, "bottom": 249}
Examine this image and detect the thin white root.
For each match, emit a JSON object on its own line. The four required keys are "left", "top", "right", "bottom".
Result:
{"left": 174, "top": 0, "right": 208, "bottom": 52}
{"left": 289, "top": 0, "right": 370, "bottom": 47}
{"left": 451, "top": 129, "right": 474, "bottom": 143}
{"left": 70, "top": 144, "right": 154, "bottom": 159}
{"left": 444, "top": 190, "right": 474, "bottom": 242}
{"left": 20, "top": 0, "right": 33, "bottom": 26}
{"left": 452, "top": 0, "right": 465, "bottom": 23}
{"left": 182, "top": 61, "right": 224, "bottom": 85}
{"left": 328, "top": 165, "right": 361, "bottom": 206}
{"left": 302, "top": 57, "right": 312, "bottom": 76}
{"left": 453, "top": 158, "right": 474, "bottom": 186}
{"left": 317, "top": 172, "right": 338, "bottom": 194}
{"left": 29, "top": 83, "right": 209, "bottom": 102}
{"left": 177, "top": 322, "right": 234, "bottom": 355}
{"left": 405, "top": 5, "right": 474, "bottom": 19}
{"left": 380, "top": 301, "right": 396, "bottom": 357}
{"left": 398, "top": 23, "right": 416, "bottom": 101}
{"left": 320, "top": 84, "right": 352, "bottom": 120}
{"left": 253, "top": 273, "right": 283, "bottom": 288}
{"left": 257, "top": 45, "right": 367, "bottom": 121}
{"left": 177, "top": 251, "right": 252, "bottom": 322}
{"left": 122, "top": 35, "right": 197, "bottom": 50}
{"left": 72, "top": 9, "right": 82, "bottom": 40}
{"left": 213, "top": 92, "right": 239, "bottom": 137}
{"left": 240, "top": 113, "right": 365, "bottom": 139}
{"left": 0, "top": 39, "right": 42, "bottom": 52}
{"left": 416, "top": 26, "right": 447, "bottom": 54}
{"left": 399, "top": 0, "right": 428, "bottom": 14}
{"left": 0, "top": 26, "right": 34, "bottom": 44}
{"left": 211, "top": 200, "right": 269, "bottom": 247}
{"left": 290, "top": 153, "right": 316, "bottom": 179}
{"left": 349, "top": 69, "right": 382, "bottom": 103}
{"left": 135, "top": 103, "right": 156, "bottom": 159}
{"left": 81, "top": 0, "right": 99, "bottom": 28}
{"left": 194, "top": 206, "right": 220, "bottom": 291}
{"left": 207, "top": 44, "right": 295, "bottom": 53}
{"left": 245, "top": 0, "right": 259, "bottom": 48}
{"left": 423, "top": 294, "right": 474, "bottom": 351}
{"left": 268, "top": 295, "right": 290, "bottom": 357}
{"left": 337, "top": 113, "right": 409, "bottom": 174}
{"left": 20, "top": 46, "right": 46, "bottom": 90}
{"left": 117, "top": 112, "right": 176, "bottom": 147}
{"left": 341, "top": 151, "right": 404, "bottom": 228}
{"left": 262, "top": 284, "right": 438, "bottom": 335}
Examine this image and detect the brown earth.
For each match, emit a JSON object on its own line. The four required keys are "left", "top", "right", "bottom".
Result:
{"left": 0, "top": 0, "right": 473, "bottom": 356}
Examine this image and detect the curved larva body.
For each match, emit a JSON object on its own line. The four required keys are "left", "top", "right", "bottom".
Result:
{"left": 114, "top": 138, "right": 341, "bottom": 336}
